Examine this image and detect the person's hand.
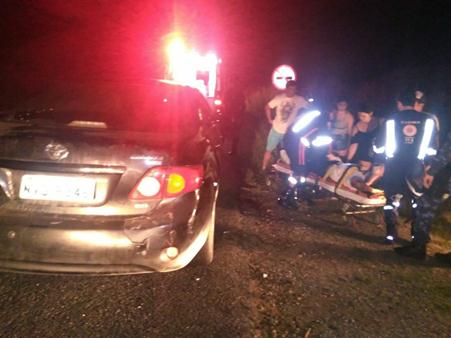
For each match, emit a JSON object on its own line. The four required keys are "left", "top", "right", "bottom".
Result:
{"left": 423, "top": 173, "right": 434, "bottom": 189}
{"left": 327, "top": 153, "right": 342, "bottom": 162}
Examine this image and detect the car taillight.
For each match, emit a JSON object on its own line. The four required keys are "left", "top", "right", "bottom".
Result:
{"left": 129, "top": 166, "right": 204, "bottom": 200}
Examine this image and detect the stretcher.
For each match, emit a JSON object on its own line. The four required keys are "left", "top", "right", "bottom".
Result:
{"left": 272, "top": 160, "right": 386, "bottom": 208}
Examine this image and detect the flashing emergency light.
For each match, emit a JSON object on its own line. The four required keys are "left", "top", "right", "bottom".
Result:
{"left": 292, "top": 110, "right": 321, "bottom": 133}
{"left": 166, "top": 37, "right": 219, "bottom": 98}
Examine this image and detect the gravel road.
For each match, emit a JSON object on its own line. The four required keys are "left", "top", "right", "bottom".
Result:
{"left": 0, "top": 184, "right": 449, "bottom": 338}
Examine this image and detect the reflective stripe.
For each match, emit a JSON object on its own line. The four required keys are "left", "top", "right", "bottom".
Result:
{"left": 386, "top": 235, "right": 394, "bottom": 241}
{"left": 312, "top": 135, "right": 333, "bottom": 147}
{"left": 288, "top": 176, "right": 298, "bottom": 185}
{"left": 417, "top": 119, "right": 435, "bottom": 160}
{"left": 383, "top": 205, "right": 394, "bottom": 210}
{"left": 292, "top": 110, "right": 321, "bottom": 133}
{"left": 426, "top": 148, "right": 437, "bottom": 156}
{"left": 301, "top": 137, "right": 310, "bottom": 147}
{"left": 386, "top": 119, "right": 396, "bottom": 158}
{"left": 373, "top": 145, "right": 385, "bottom": 154}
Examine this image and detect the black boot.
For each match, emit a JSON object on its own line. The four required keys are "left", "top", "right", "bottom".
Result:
{"left": 277, "top": 188, "right": 299, "bottom": 210}
{"left": 394, "top": 243, "right": 426, "bottom": 260}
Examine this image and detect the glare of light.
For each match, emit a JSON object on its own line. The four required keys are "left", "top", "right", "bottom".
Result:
{"left": 308, "top": 98, "right": 314, "bottom": 103}
{"left": 417, "top": 119, "right": 435, "bottom": 160}
{"left": 288, "top": 176, "right": 298, "bottom": 185}
{"left": 292, "top": 110, "right": 321, "bottom": 133}
{"left": 383, "top": 205, "right": 394, "bottom": 210}
{"left": 426, "top": 148, "right": 437, "bottom": 156}
{"left": 163, "top": 98, "right": 168, "bottom": 103}
{"left": 392, "top": 201, "right": 400, "bottom": 208}
{"left": 385, "top": 119, "right": 396, "bottom": 158}
{"left": 160, "top": 246, "right": 179, "bottom": 261}
{"left": 214, "top": 99, "right": 222, "bottom": 106}
{"left": 386, "top": 235, "right": 394, "bottom": 241}
{"left": 137, "top": 177, "right": 161, "bottom": 197}
{"left": 412, "top": 203, "right": 418, "bottom": 208}
{"left": 206, "top": 53, "right": 218, "bottom": 97}
{"left": 300, "top": 176, "right": 306, "bottom": 183}
{"left": 166, "top": 38, "right": 187, "bottom": 60}
{"left": 166, "top": 37, "right": 218, "bottom": 98}
{"left": 312, "top": 135, "right": 333, "bottom": 147}
{"left": 68, "top": 231, "right": 131, "bottom": 248}
{"left": 301, "top": 137, "right": 310, "bottom": 147}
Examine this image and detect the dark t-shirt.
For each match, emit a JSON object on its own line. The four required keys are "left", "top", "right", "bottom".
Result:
{"left": 350, "top": 131, "right": 373, "bottom": 162}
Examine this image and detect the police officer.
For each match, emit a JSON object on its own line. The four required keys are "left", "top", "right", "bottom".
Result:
{"left": 395, "top": 130, "right": 450, "bottom": 260}
{"left": 374, "top": 90, "right": 438, "bottom": 244}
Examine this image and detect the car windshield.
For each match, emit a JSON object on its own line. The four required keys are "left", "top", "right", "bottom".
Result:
{"left": 0, "top": 81, "right": 205, "bottom": 134}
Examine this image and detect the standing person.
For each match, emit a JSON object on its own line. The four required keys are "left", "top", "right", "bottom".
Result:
{"left": 262, "top": 80, "right": 308, "bottom": 171}
{"left": 395, "top": 130, "right": 450, "bottom": 260}
{"left": 328, "top": 98, "right": 354, "bottom": 158}
{"left": 375, "top": 90, "right": 438, "bottom": 244}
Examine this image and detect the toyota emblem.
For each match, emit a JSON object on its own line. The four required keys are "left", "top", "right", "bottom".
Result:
{"left": 45, "top": 142, "right": 69, "bottom": 161}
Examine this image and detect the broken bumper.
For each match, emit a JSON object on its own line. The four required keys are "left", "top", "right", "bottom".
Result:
{"left": 0, "top": 192, "right": 215, "bottom": 274}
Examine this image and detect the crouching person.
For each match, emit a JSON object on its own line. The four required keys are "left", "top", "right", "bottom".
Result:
{"left": 278, "top": 110, "right": 331, "bottom": 208}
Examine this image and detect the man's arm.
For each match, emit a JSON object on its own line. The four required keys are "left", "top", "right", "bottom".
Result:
{"left": 347, "top": 143, "right": 358, "bottom": 162}
{"left": 265, "top": 104, "right": 273, "bottom": 124}
{"left": 347, "top": 114, "right": 355, "bottom": 136}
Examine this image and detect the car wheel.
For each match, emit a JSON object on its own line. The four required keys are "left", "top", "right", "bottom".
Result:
{"left": 196, "top": 219, "right": 215, "bottom": 265}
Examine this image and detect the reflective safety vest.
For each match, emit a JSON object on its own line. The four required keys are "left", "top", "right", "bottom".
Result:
{"left": 373, "top": 110, "right": 437, "bottom": 161}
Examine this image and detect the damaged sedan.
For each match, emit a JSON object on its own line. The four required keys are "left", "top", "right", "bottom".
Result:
{"left": 0, "top": 80, "right": 220, "bottom": 274}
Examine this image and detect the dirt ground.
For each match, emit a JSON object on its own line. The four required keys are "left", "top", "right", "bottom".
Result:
{"left": 0, "top": 171, "right": 450, "bottom": 337}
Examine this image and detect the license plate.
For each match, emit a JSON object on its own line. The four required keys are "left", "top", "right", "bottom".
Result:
{"left": 20, "top": 175, "right": 97, "bottom": 203}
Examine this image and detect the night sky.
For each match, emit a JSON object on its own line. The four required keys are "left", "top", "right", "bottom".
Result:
{"left": 0, "top": 0, "right": 450, "bottom": 113}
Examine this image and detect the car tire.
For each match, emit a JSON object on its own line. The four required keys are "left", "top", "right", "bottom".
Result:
{"left": 196, "top": 219, "right": 215, "bottom": 265}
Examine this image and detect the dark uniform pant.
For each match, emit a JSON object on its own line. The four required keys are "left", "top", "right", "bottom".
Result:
{"left": 383, "top": 163, "right": 417, "bottom": 238}
{"left": 412, "top": 171, "right": 451, "bottom": 245}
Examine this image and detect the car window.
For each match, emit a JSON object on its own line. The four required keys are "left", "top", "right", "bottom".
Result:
{"left": 1, "top": 81, "right": 204, "bottom": 135}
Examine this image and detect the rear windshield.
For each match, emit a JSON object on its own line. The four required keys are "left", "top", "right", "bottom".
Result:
{"left": 0, "top": 81, "right": 207, "bottom": 134}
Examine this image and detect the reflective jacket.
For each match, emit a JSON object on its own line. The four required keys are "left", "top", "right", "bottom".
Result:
{"left": 374, "top": 110, "right": 438, "bottom": 164}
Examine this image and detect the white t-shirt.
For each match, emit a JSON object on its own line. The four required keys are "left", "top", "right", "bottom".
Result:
{"left": 268, "top": 94, "right": 308, "bottom": 134}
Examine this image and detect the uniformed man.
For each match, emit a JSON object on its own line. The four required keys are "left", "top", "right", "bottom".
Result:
{"left": 374, "top": 90, "right": 438, "bottom": 244}
{"left": 395, "top": 130, "right": 450, "bottom": 260}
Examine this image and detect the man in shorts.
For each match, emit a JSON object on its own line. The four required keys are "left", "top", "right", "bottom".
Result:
{"left": 262, "top": 80, "right": 308, "bottom": 171}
